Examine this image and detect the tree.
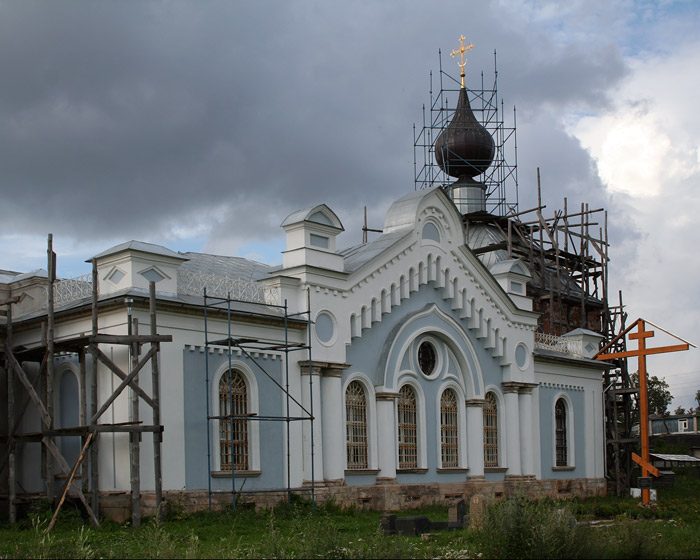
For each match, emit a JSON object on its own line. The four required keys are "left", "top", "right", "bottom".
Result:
{"left": 696, "top": 389, "right": 700, "bottom": 410}
{"left": 674, "top": 406, "right": 686, "bottom": 416}
{"left": 631, "top": 372, "right": 672, "bottom": 416}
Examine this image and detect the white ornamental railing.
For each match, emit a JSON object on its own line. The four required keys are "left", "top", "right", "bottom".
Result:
{"left": 53, "top": 273, "right": 95, "bottom": 307}
{"left": 534, "top": 332, "right": 583, "bottom": 358}
{"left": 177, "top": 270, "right": 279, "bottom": 305}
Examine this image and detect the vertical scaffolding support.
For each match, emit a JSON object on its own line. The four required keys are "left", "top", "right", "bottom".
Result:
{"left": 90, "top": 259, "right": 100, "bottom": 517}
{"left": 46, "top": 234, "right": 55, "bottom": 503}
{"left": 307, "top": 288, "right": 315, "bottom": 515}
{"left": 128, "top": 301, "right": 141, "bottom": 527}
{"left": 2, "top": 240, "right": 167, "bottom": 526}
{"left": 202, "top": 288, "right": 315, "bottom": 512}
{"left": 150, "top": 282, "right": 163, "bottom": 523}
{"left": 5, "top": 299, "right": 16, "bottom": 523}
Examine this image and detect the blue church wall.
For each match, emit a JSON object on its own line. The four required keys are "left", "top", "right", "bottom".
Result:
{"left": 345, "top": 282, "right": 506, "bottom": 481}
{"left": 346, "top": 283, "right": 498, "bottom": 394}
{"left": 538, "top": 385, "right": 585, "bottom": 477}
{"left": 182, "top": 348, "right": 286, "bottom": 490}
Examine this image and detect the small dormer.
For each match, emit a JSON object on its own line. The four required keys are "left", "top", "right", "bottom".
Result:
{"left": 92, "top": 241, "right": 189, "bottom": 296}
{"left": 281, "top": 204, "right": 344, "bottom": 271}
{"left": 489, "top": 258, "right": 532, "bottom": 310}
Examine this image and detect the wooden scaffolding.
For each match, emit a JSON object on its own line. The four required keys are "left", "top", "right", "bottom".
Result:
{"left": 1, "top": 235, "right": 170, "bottom": 527}
{"left": 461, "top": 175, "right": 633, "bottom": 495}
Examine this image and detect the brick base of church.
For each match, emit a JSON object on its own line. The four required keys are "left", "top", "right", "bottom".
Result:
{"left": 97, "top": 477, "right": 606, "bottom": 523}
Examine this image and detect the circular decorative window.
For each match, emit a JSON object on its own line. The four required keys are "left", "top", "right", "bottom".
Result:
{"left": 418, "top": 341, "right": 437, "bottom": 376}
{"left": 314, "top": 311, "right": 336, "bottom": 345}
{"left": 515, "top": 342, "right": 529, "bottom": 370}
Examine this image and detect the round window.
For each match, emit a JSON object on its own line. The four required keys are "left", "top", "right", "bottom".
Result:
{"left": 418, "top": 341, "right": 437, "bottom": 376}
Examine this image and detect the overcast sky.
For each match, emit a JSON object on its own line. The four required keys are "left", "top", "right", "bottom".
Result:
{"left": 1, "top": 0, "right": 699, "bottom": 409}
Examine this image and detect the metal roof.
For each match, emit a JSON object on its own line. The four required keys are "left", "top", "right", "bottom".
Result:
{"left": 650, "top": 453, "right": 700, "bottom": 463}
{"left": 179, "top": 252, "right": 273, "bottom": 282}
{"left": 339, "top": 231, "right": 410, "bottom": 273}
{"left": 92, "top": 240, "right": 187, "bottom": 261}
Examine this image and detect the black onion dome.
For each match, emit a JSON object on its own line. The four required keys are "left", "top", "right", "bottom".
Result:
{"left": 434, "top": 87, "right": 495, "bottom": 178}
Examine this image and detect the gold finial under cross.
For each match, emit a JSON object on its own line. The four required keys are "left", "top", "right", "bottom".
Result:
{"left": 450, "top": 34, "right": 474, "bottom": 88}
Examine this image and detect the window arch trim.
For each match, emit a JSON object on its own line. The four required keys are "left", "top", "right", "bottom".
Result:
{"left": 212, "top": 361, "right": 260, "bottom": 473}
{"left": 483, "top": 389, "right": 503, "bottom": 469}
{"left": 341, "top": 374, "right": 378, "bottom": 471}
{"left": 435, "top": 382, "right": 467, "bottom": 470}
{"left": 552, "top": 393, "right": 575, "bottom": 470}
{"left": 395, "top": 379, "right": 427, "bottom": 471}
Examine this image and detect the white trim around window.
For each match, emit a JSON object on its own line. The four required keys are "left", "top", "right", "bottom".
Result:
{"left": 435, "top": 382, "right": 468, "bottom": 470}
{"left": 483, "top": 386, "right": 504, "bottom": 469}
{"left": 552, "top": 392, "right": 575, "bottom": 470}
{"left": 341, "top": 373, "right": 378, "bottom": 471}
{"left": 211, "top": 361, "right": 260, "bottom": 474}
{"left": 395, "top": 377, "right": 427, "bottom": 471}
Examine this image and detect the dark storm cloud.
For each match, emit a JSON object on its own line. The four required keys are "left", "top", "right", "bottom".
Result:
{"left": 0, "top": 0, "right": 629, "bottom": 251}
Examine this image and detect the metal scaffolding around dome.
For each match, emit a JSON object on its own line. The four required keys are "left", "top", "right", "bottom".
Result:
{"left": 413, "top": 45, "right": 636, "bottom": 497}
{"left": 413, "top": 49, "right": 519, "bottom": 217}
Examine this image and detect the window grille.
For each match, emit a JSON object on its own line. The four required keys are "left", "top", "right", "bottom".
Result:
{"left": 219, "top": 370, "right": 249, "bottom": 471}
{"left": 555, "top": 399, "right": 568, "bottom": 466}
{"left": 483, "top": 392, "right": 498, "bottom": 467}
{"left": 398, "top": 385, "right": 418, "bottom": 469}
{"left": 346, "top": 381, "right": 368, "bottom": 469}
{"left": 440, "top": 388, "right": 459, "bottom": 467}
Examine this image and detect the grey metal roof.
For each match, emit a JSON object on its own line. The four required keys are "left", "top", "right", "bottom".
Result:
{"left": 651, "top": 453, "right": 700, "bottom": 463}
{"left": 179, "top": 252, "right": 273, "bottom": 281}
{"left": 92, "top": 240, "right": 187, "bottom": 261}
{"left": 1, "top": 269, "right": 48, "bottom": 283}
{"left": 0, "top": 270, "right": 22, "bottom": 283}
{"left": 281, "top": 204, "right": 344, "bottom": 230}
{"left": 466, "top": 223, "right": 509, "bottom": 269}
{"left": 383, "top": 189, "right": 432, "bottom": 234}
{"left": 339, "top": 231, "right": 410, "bottom": 273}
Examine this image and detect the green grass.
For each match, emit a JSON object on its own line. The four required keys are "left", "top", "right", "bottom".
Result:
{"left": 3, "top": 476, "right": 700, "bottom": 559}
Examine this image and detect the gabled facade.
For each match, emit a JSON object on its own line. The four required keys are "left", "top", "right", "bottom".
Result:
{"left": 1, "top": 186, "right": 607, "bottom": 520}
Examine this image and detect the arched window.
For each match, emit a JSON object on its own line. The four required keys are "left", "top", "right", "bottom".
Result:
{"left": 398, "top": 385, "right": 418, "bottom": 469}
{"left": 440, "top": 388, "right": 459, "bottom": 468}
{"left": 346, "top": 381, "right": 368, "bottom": 469}
{"left": 483, "top": 392, "right": 499, "bottom": 467}
{"left": 219, "top": 370, "right": 248, "bottom": 471}
{"left": 555, "top": 399, "right": 568, "bottom": 467}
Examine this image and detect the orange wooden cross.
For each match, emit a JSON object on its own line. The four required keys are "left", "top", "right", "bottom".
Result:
{"left": 595, "top": 318, "right": 694, "bottom": 504}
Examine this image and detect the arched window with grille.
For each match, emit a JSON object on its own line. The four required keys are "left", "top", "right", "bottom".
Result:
{"left": 398, "top": 385, "right": 418, "bottom": 469}
{"left": 440, "top": 388, "right": 459, "bottom": 468}
{"left": 219, "top": 369, "right": 248, "bottom": 471}
{"left": 555, "top": 398, "right": 568, "bottom": 467}
{"left": 346, "top": 380, "right": 368, "bottom": 469}
{"left": 483, "top": 392, "right": 499, "bottom": 468}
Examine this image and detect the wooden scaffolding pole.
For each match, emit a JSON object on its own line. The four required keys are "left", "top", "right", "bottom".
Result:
{"left": 150, "top": 281, "right": 164, "bottom": 523}
{"left": 46, "top": 234, "right": 55, "bottom": 502}
{"left": 90, "top": 259, "right": 99, "bottom": 516}
{"left": 5, "top": 299, "right": 16, "bottom": 523}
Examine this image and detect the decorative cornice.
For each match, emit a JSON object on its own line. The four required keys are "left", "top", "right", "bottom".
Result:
{"left": 298, "top": 360, "right": 351, "bottom": 377}
{"left": 501, "top": 382, "right": 521, "bottom": 394}
{"left": 375, "top": 391, "right": 401, "bottom": 401}
{"left": 539, "top": 381, "right": 584, "bottom": 392}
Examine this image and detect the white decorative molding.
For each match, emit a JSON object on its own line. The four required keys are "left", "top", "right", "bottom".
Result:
{"left": 534, "top": 332, "right": 584, "bottom": 358}
{"left": 539, "top": 381, "right": 584, "bottom": 392}
{"left": 52, "top": 273, "right": 95, "bottom": 307}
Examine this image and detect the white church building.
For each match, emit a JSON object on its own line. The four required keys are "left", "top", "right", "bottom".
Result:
{"left": 1, "top": 73, "right": 609, "bottom": 522}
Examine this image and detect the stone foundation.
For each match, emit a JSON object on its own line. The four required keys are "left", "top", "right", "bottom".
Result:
{"left": 97, "top": 477, "right": 606, "bottom": 522}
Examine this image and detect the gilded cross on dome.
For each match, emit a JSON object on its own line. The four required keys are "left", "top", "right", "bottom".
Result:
{"left": 450, "top": 34, "right": 474, "bottom": 88}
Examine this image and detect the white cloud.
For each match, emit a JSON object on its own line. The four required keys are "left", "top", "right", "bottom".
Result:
{"left": 569, "top": 39, "right": 700, "bottom": 409}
